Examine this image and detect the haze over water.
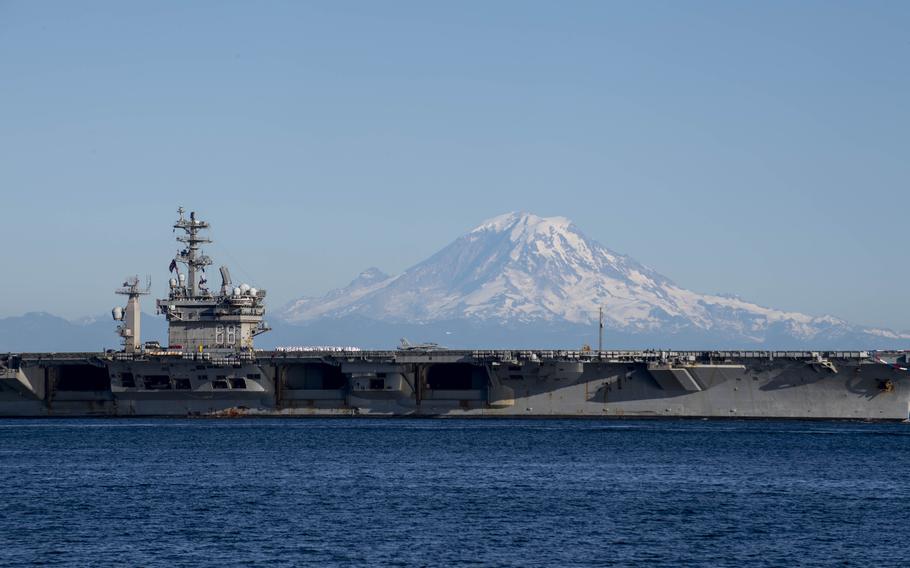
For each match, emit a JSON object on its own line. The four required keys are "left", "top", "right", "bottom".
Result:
{"left": 2, "top": 418, "right": 908, "bottom": 567}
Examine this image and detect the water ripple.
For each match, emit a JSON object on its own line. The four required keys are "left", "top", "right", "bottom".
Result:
{"left": 0, "top": 418, "right": 907, "bottom": 567}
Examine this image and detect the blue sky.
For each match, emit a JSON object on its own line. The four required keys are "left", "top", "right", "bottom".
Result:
{"left": 1, "top": 1, "right": 908, "bottom": 329}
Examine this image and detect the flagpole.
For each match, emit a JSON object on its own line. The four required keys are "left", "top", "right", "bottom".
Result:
{"left": 598, "top": 306, "right": 604, "bottom": 358}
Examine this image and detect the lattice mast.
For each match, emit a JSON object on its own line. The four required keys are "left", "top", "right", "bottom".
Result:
{"left": 173, "top": 207, "right": 212, "bottom": 297}
{"left": 156, "top": 207, "right": 269, "bottom": 353}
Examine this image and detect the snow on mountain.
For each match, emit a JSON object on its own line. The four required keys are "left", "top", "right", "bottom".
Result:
{"left": 280, "top": 212, "right": 908, "bottom": 346}
{"left": 282, "top": 268, "right": 397, "bottom": 322}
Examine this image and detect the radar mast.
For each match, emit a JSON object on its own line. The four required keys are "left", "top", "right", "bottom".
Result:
{"left": 156, "top": 207, "right": 269, "bottom": 353}
{"left": 173, "top": 207, "right": 213, "bottom": 298}
{"left": 113, "top": 276, "right": 150, "bottom": 353}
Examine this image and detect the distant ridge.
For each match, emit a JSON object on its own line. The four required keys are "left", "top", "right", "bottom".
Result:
{"left": 0, "top": 312, "right": 166, "bottom": 353}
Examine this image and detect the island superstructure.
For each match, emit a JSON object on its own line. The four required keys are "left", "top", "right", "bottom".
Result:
{"left": 155, "top": 207, "right": 269, "bottom": 353}
{"left": 1, "top": 208, "right": 908, "bottom": 419}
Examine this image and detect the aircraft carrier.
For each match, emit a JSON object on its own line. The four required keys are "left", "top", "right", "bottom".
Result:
{"left": 2, "top": 209, "right": 909, "bottom": 420}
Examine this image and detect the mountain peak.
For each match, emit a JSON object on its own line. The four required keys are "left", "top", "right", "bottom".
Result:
{"left": 349, "top": 267, "right": 389, "bottom": 287}
{"left": 472, "top": 212, "right": 573, "bottom": 239}
{"left": 277, "top": 212, "right": 907, "bottom": 348}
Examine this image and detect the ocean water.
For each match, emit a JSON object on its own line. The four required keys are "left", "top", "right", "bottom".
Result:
{"left": 1, "top": 419, "right": 908, "bottom": 567}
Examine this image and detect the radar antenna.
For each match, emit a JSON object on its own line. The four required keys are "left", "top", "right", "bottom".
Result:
{"left": 172, "top": 207, "right": 212, "bottom": 298}
{"left": 113, "top": 276, "right": 151, "bottom": 353}
{"left": 157, "top": 207, "right": 269, "bottom": 353}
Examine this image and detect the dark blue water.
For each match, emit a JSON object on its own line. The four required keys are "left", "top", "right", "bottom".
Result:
{"left": 1, "top": 419, "right": 908, "bottom": 567}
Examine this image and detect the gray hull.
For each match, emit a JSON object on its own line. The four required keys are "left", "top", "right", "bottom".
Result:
{"left": 2, "top": 350, "right": 908, "bottom": 420}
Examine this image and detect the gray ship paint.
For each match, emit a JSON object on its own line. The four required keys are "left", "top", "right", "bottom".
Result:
{"left": 1, "top": 209, "right": 908, "bottom": 419}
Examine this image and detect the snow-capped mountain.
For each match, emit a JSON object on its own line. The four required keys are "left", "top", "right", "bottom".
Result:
{"left": 3, "top": 212, "right": 905, "bottom": 351}
{"left": 280, "top": 212, "right": 908, "bottom": 349}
